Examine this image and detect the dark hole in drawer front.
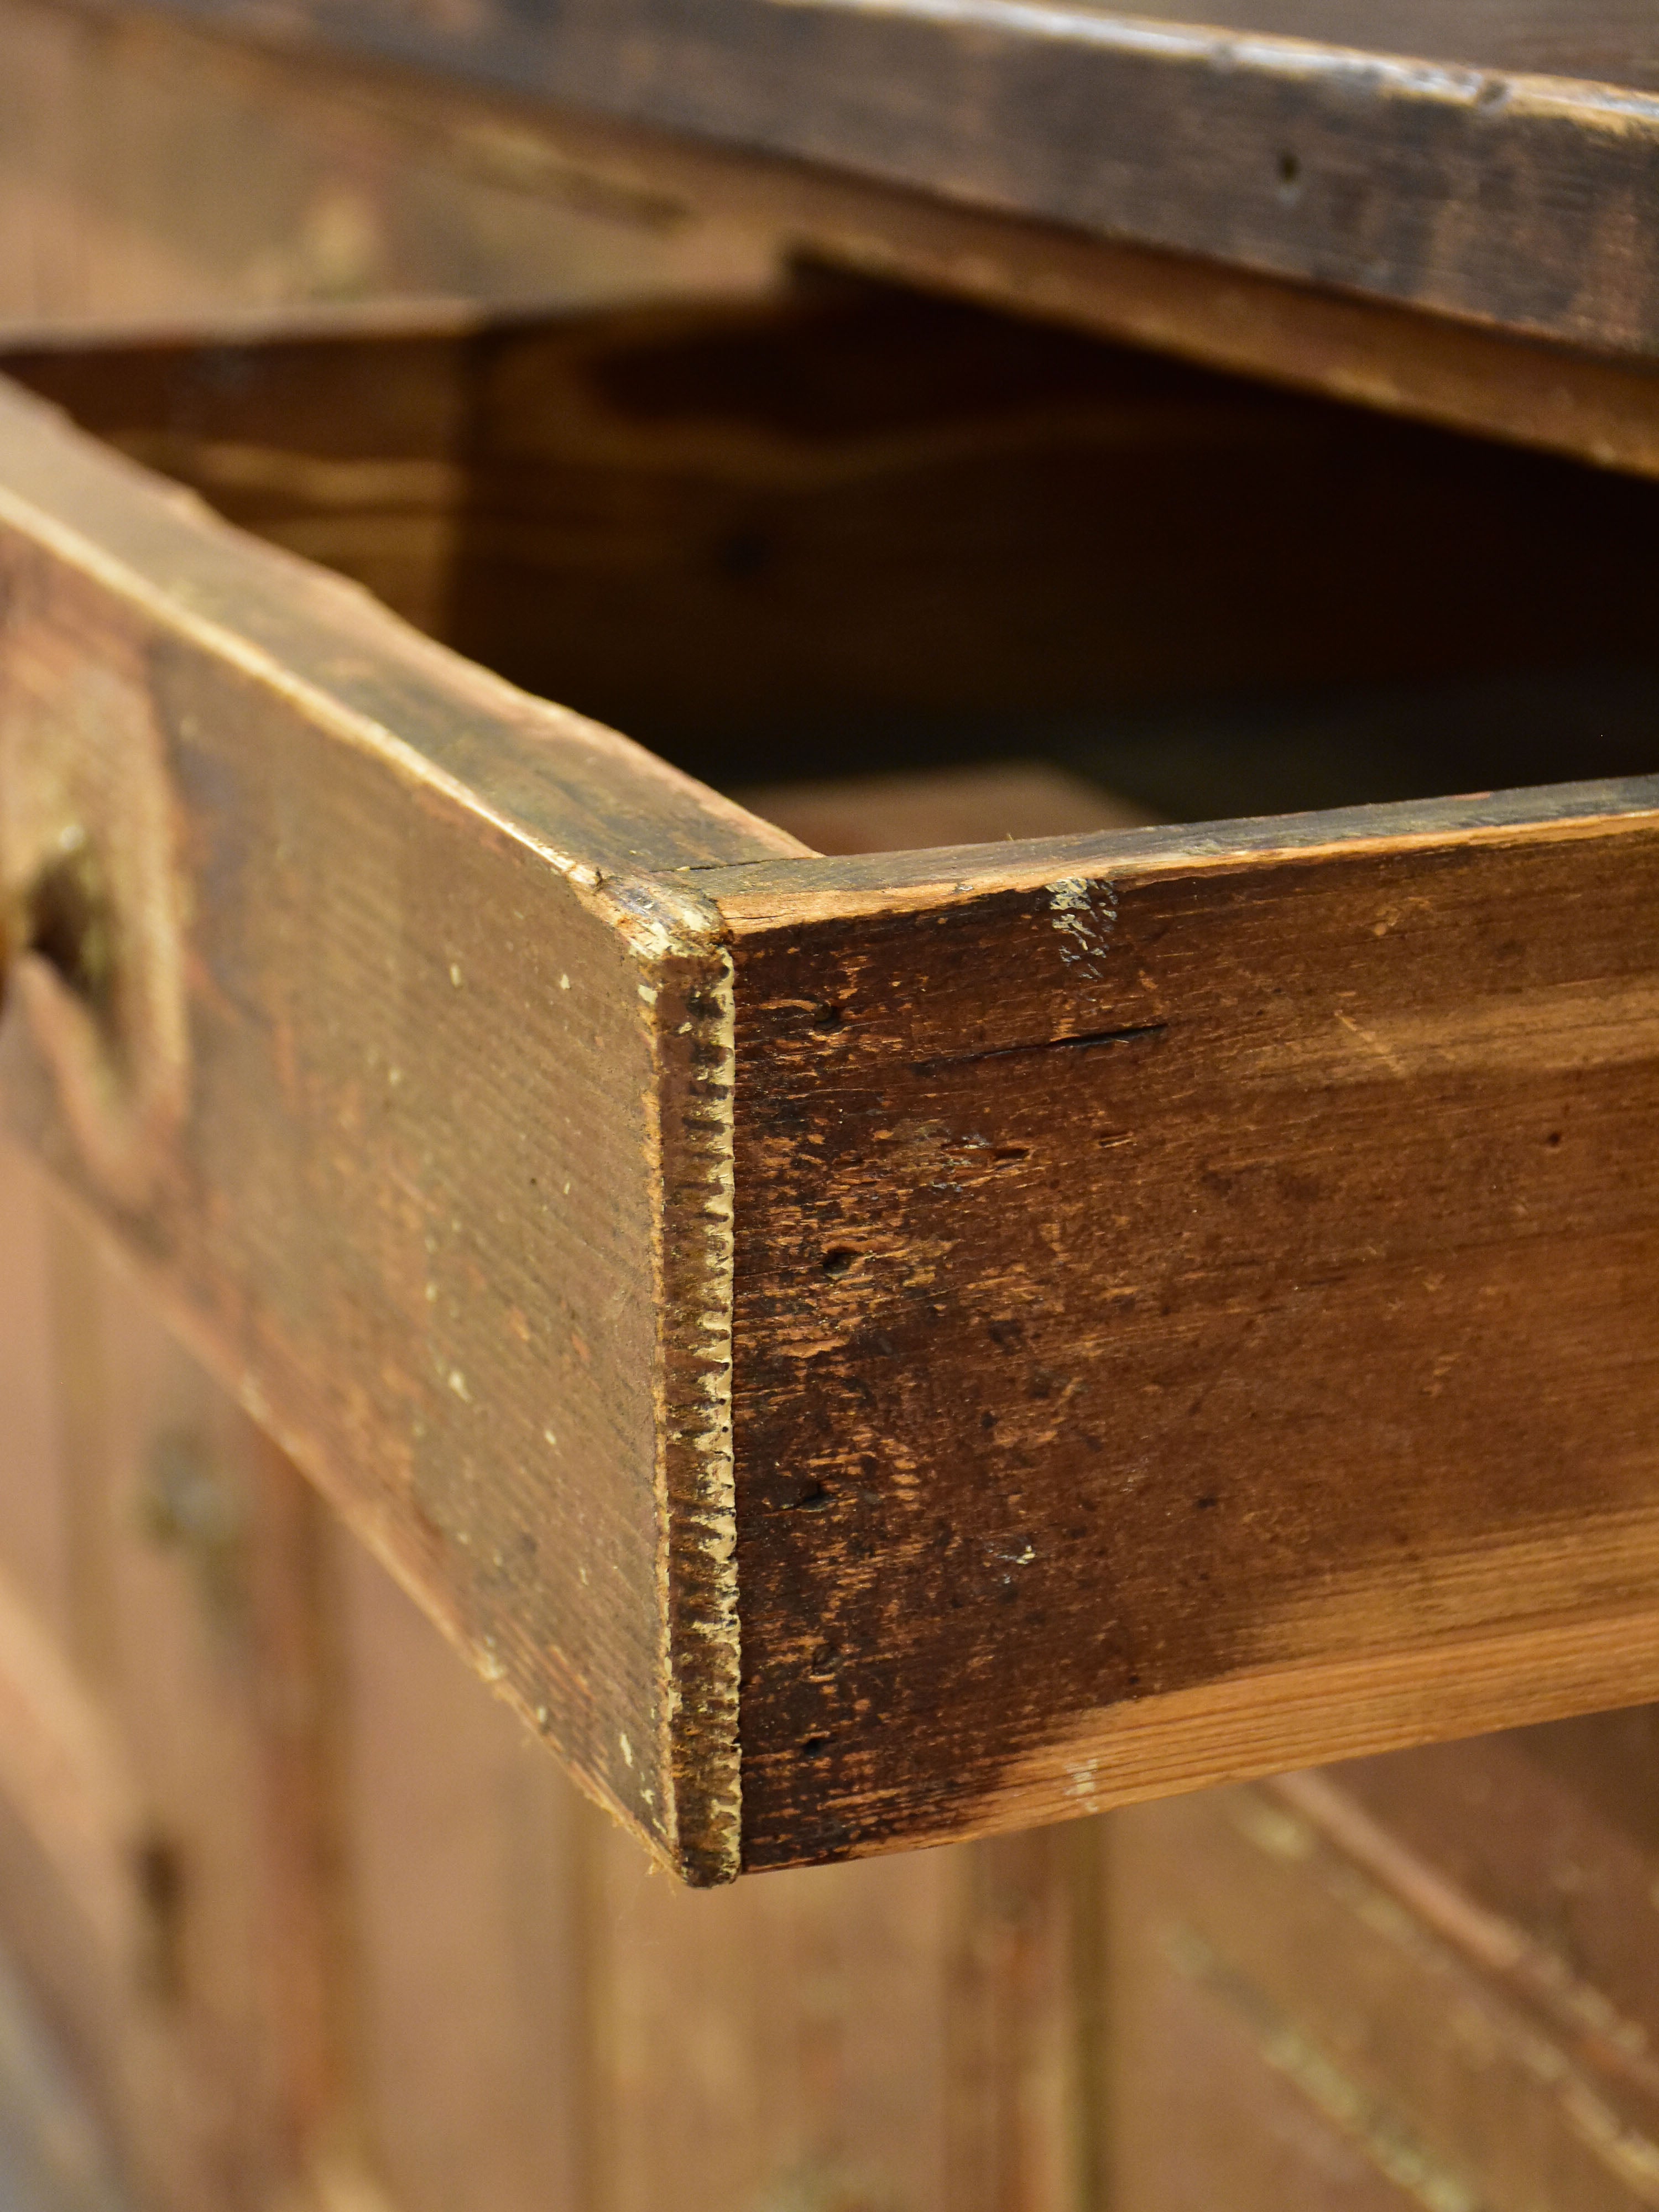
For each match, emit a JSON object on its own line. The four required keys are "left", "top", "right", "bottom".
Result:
{"left": 9, "top": 269, "right": 1658, "bottom": 830}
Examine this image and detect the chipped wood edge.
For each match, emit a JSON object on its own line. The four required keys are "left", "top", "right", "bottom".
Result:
{"left": 616, "top": 878, "right": 743, "bottom": 1883}
{"left": 687, "top": 773, "right": 1659, "bottom": 934}
{"left": 0, "top": 367, "right": 800, "bottom": 1880}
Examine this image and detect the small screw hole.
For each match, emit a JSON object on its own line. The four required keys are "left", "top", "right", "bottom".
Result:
{"left": 821, "top": 1247, "right": 858, "bottom": 1277}
{"left": 134, "top": 1834, "right": 187, "bottom": 2002}
{"left": 27, "top": 843, "right": 116, "bottom": 1021}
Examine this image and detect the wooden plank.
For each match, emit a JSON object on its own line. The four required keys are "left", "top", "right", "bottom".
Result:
{"left": 121, "top": 0, "right": 1659, "bottom": 362}
{"left": 0, "top": 0, "right": 777, "bottom": 328}
{"left": 733, "top": 765, "right": 1159, "bottom": 857}
{"left": 0, "top": 1945, "right": 128, "bottom": 2212}
{"left": 335, "top": 1514, "right": 1101, "bottom": 2212}
{"left": 0, "top": 367, "right": 800, "bottom": 1881}
{"left": 1111, "top": 1746, "right": 1659, "bottom": 2208}
{"left": 13, "top": 307, "right": 1659, "bottom": 1876}
{"left": 692, "top": 779, "right": 1659, "bottom": 1866}
{"left": 0, "top": 1139, "right": 348, "bottom": 2211}
{"left": 12, "top": 298, "right": 1659, "bottom": 807}
{"left": 17, "top": 0, "right": 1659, "bottom": 483}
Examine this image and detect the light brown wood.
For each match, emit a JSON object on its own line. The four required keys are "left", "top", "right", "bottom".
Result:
{"left": 733, "top": 766, "right": 1159, "bottom": 858}
{"left": 0, "top": 0, "right": 778, "bottom": 330}
{"left": 0, "top": 1139, "right": 346, "bottom": 2209}
{"left": 1112, "top": 1742, "right": 1659, "bottom": 2208}
{"left": 335, "top": 1519, "right": 1103, "bottom": 2212}
{"left": 0, "top": 363, "right": 799, "bottom": 1880}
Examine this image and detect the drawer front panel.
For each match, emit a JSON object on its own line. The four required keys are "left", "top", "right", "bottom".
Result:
{"left": 710, "top": 794, "right": 1659, "bottom": 1864}
{"left": 0, "top": 369, "right": 789, "bottom": 1879}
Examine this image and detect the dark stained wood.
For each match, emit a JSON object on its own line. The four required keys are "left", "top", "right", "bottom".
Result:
{"left": 13, "top": 296, "right": 1659, "bottom": 801}
{"left": 696, "top": 781, "right": 1659, "bottom": 1866}
{"left": 117, "top": 0, "right": 1659, "bottom": 361}
{"left": 15, "top": 0, "right": 1659, "bottom": 485}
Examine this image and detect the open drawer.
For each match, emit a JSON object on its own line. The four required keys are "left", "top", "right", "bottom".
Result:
{"left": 1, "top": 279, "right": 1657, "bottom": 1882}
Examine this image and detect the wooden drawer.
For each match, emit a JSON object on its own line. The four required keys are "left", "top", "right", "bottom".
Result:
{"left": 1, "top": 283, "right": 1657, "bottom": 1882}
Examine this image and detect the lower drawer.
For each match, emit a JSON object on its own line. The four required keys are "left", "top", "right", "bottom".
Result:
{"left": 1, "top": 280, "right": 1657, "bottom": 1878}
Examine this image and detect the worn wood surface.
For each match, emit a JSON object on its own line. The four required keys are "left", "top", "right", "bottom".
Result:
{"left": 698, "top": 781, "right": 1659, "bottom": 1866}
{"left": 14, "top": 1150, "right": 1659, "bottom": 2211}
{"left": 9, "top": 303, "right": 1659, "bottom": 1874}
{"left": 111, "top": 0, "right": 1659, "bottom": 362}
{"left": 0, "top": 366, "right": 800, "bottom": 1880}
{"left": 335, "top": 1520, "right": 1106, "bottom": 2212}
{"left": 1114, "top": 1729, "right": 1659, "bottom": 2208}
{"left": 17, "top": 0, "right": 1659, "bottom": 484}
{"left": 11, "top": 296, "right": 1659, "bottom": 801}
{"left": 0, "top": 0, "right": 776, "bottom": 327}
{"left": 0, "top": 1139, "right": 341, "bottom": 2210}
{"left": 0, "top": 1137, "right": 1110, "bottom": 2208}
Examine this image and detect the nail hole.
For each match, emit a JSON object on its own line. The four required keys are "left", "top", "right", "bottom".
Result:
{"left": 27, "top": 841, "right": 116, "bottom": 1021}
{"left": 821, "top": 1246, "right": 858, "bottom": 1277}
{"left": 810, "top": 1003, "right": 845, "bottom": 1032}
{"left": 134, "top": 1834, "right": 187, "bottom": 2002}
{"left": 1277, "top": 150, "right": 1303, "bottom": 197}
{"left": 799, "top": 1734, "right": 831, "bottom": 1757}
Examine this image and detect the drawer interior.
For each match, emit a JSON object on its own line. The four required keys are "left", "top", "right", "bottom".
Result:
{"left": 8, "top": 273, "right": 1659, "bottom": 839}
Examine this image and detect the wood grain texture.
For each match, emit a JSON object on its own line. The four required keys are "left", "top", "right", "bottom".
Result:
{"left": 107, "top": 0, "right": 1659, "bottom": 361}
{"left": 695, "top": 781, "right": 1659, "bottom": 1866}
{"left": 17, "top": 0, "right": 1659, "bottom": 486}
{"left": 13, "top": 294, "right": 1659, "bottom": 801}
{"left": 0, "top": 1139, "right": 346, "bottom": 2211}
{"left": 0, "top": 370, "right": 798, "bottom": 1880}
{"left": 0, "top": 0, "right": 778, "bottom": 329}
{"left": 1112, "top": 1739, "right": 1659, "bottom": 2209}
{"left": 335, "top": 1519, "right": 1105, "bottom": 2212}
{"left": 11, "top": 300, "right": 1659, "bottom": 1877}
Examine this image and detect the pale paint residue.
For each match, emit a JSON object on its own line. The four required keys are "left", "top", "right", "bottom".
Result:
{"left": 1047, "top": 876, "right": 1117, "bottom": 978}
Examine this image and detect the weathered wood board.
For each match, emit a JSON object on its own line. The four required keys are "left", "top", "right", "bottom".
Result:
{"left": 4, "top": 304, "right": 1659, "bottom": 1876}
{"left": 1113, "top": 1731, "right": 1659, "bottom": 2210}
{"left": 116, "top": 0, "right": 1659, "bottom": 361}
{"left": 0, "top": 366, "right": 801, "bottom": 1882}
{"left": 14, "top": 0, "right": 1659, "bottom": 487}
{"left": 10, "top": 295, "right": 1659, "bottom": 797}
{"left": 698, "top": 788, "right": 1659, "bottom": 1864}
